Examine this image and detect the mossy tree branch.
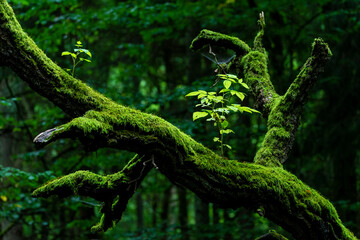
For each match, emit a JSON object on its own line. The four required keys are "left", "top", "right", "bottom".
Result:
{"left": 284, "top": 38, "right": 332, "bottom": 108}
{"left": 190, "top": 29, "right": 251, "bottom": 55}
{"left": 190, "top": 14, "right": 331, "bottom": 167}
{"left": 254, "top": 38, "right": 332, "bottom": 167}
{"left": 254, "top": 11, "right": 266, "bottom": 52}
{"left": 32, "top": 154, "right": 153, "bottom": 232}
{"left": 0, "top": 1, "right": 357, "bottom": 239}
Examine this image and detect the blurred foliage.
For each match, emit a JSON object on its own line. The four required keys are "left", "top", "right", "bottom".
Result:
{"left": 0, "top": 0, "right": 359, "bottom": 239}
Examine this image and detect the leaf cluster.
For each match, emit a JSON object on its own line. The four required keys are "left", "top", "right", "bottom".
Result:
{"left": 61, "top": 41, "right": 92, "bottom": 77}
{"left": 186, "top": 73, "right": 259, "bottom": 155}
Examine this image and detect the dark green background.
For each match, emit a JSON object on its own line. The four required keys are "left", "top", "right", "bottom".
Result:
{"left": 1, "top": 0, "right": 359, "bottom": 239}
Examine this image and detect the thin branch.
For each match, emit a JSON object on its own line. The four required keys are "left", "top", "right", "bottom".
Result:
{"left": 0, "top": 221, "right": 17, "bottom": 238}
{"left": 254, "top": 11, "right": 266, "bottom": 52}
{"left": 284, "top": 38, "right": 332, "bottom": 109}
{"left": 255, "top": 230, "right": 289, "bottom": 240}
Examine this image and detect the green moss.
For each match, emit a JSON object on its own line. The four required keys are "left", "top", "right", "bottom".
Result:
{"left": 241, "top": 51, "right": 279, "bottom": 112}
{"left": 188, "top": 152, "right": 356, "bottom": 238}
{"left": 33, "top": 154, "right": 148, "bottom": 233}
{"left": 32, "top": 170, "right": 113, "bottom": 199}
{"left": 41, "top": 104, "right": 205, "bottom": 157}
{"left": 253, "top": 28, "right": 265, "bottom": 53}
{"left": 91, "top": 214, "right": 106, "bottom": 233}
{"left": 4, "top": 1, "right": 355, "bottom": 237}
{"left": 33, "top": 123, "right": 356, "bottom": 238}
{"left": 254, "top": 94, "right": 300, "bottom": 167}
{"left": 190, "top": 29, "right": 251, "bottom": 55}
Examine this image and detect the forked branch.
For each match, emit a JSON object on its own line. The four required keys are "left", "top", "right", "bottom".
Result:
{"left": 33, "top": 154, "right": 153, "bottom": 232}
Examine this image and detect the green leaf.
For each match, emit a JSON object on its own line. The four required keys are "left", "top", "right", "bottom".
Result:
{"left": 217, "top": 74, "right": 227, "bottom": 78}
{"left": 221, "top": 120, "right": 229, "bottom": 129}
{"left": 250, "top": 108, "right": 261, "bottom": 114}
{"left": 213, "top": 137, "right": 220, "bottom": 142}
{"left": 241, "top": 107, "right": 253, "bottom": 113}
{"left": 193, "top": 111, "right": 208, "bottom": 121}
{"left": 207, "top": 95, "right": 214, "bottom": 100}
{"left": 83, "top": 49, "right": 92, "bottom": 58}
{"left": 71, "top": 53, "right": 77, "bottom": 59}
{"left": 75, "top": 41, "right": 83, "bottom": 47}
{"left": 233, "top": 106, "right": 259, "bottom": 113}
{"left": 185, "top": 91, "right": 201, "bottom": 97}
{"left": 61, "top": 51, "right": 72, "bottom": 56}
{"left": 220, "top": 129, "right": 234, "bottom": 134}
{"left": 86, "top": 52, "right": 92, "bottom": 58}
{"left": 219, "top": 89, "right": 230, "bottom": 93}
{"left": 200, "top": 98, "right": 210, "bottom": 105}
{"left": 235, "top": 92, "right": 245, "bottom": 101}
{"left": 241, "top": 82, "right": 249, "bottom": 89}
{"left": 215, "top": 96, "right": 223, "bottom": 101}
{"left": 227, "top": 74, "right": 237, "bottom": 79}
{"left": 218, "top": 74, "right": 238, "bottom": 82}
{"left": 237, "top": 78, "right": 243, "bottom": 83}
{"left": 74, "top": 48, "right": 92, "bottom": 58}
{"left": 0, "top": 195, "right": 8, "bottom": 202}
{"left": 223, "top": 80, "right": 232, "bottom": 89}
{"left": 223, "top": 144, "right": 232, "bottom": 149}
{"left": 227, "top": 105, "right": 238, "bottom": 112}
{"left": 213, "top": 98, "right": 222, "bottom": 104}
{"left": 214, "top": 108, "right": 229, "bottom": 114}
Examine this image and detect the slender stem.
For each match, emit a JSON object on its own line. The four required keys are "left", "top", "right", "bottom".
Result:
{"left": 220, "top": 90, "right": 227, "bottom": 157}
{"left": 220, "top": 131, "right": 224, "bottom": 156}
{"left": 215, "top": 116, "right": 223, "bottom": 156}
{"left": 71, "top": 56, "right": 76, "bottom": 77}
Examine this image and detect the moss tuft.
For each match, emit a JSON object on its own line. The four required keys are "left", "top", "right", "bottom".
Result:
{"left": 190, "top": 29, "right": 251, "bottom": 55}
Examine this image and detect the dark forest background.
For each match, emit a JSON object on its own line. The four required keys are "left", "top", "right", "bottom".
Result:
{"left": 1, "top": 0, "right": 359, "bottom": 239}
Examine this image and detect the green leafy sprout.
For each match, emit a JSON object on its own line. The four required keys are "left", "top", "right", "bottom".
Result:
{"left": 61, "top": 41, "right": 92, "bottom": 77}
{"left": 186, "top": 55, "right": 259, "bottom": 156}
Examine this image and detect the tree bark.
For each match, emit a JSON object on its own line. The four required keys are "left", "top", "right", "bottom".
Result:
{"left": 0, "top": 1, "right": 357, "bottom": 239}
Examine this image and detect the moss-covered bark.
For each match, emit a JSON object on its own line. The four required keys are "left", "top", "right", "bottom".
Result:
{"left": 32, "top": 154, "right": 152, "bottom": 232}
{"left": 0, "top": 1, "right": 357, "bottom": 239}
